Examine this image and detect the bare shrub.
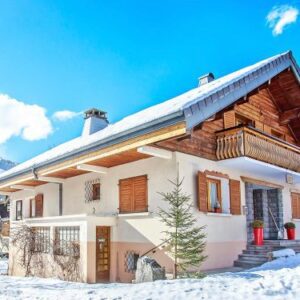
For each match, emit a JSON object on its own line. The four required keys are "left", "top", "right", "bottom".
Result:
{"left": 10, "top": 224, "right": 82, "bottom": 281}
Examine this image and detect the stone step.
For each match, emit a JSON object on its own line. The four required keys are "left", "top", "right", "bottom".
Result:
{"left": 242, "top": 250, "right": 270, "bottom": 256}
{"left": 238, "top": 254, "right": 268, "bottom": 262}
{"left": 234, "top": 260, "right": 262, "bottom": 268}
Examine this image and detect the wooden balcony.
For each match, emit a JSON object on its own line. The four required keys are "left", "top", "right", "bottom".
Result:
{"left": 216, "top": 126, "right": 300, "bottom": 173}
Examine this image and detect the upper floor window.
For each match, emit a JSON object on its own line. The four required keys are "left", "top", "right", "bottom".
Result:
{"left": 235, "top": 114, "right": 254, "bottom": 127}
{"left": 119, "top": 175, "right": 148, "bottom": 213}
{"left": 16, "top": 200, "right": 22, "bottom": 220}
{"left": 30, "top": 194, "right": 44, "bottom": 218}
{"left": 92, "top": 183, "right": 101, "bottom": 200}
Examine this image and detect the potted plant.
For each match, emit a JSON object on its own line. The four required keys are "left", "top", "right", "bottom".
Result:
{"left": 284, "top": 222, "right": 296, "bottom": 240}
{"left": 214, "top": 201, "right": 221, "bottom": 213}
{"left": 252, "top": 220, "right": 264, "bottom": 246}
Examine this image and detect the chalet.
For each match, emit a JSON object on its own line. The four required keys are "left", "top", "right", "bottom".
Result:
{"left": 0, "top": 51, "right": 299, "bottom": 283}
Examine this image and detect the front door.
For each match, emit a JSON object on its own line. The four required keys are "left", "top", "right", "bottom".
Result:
{"left": 96, "top": 226, "right": 110, "bottom": 282}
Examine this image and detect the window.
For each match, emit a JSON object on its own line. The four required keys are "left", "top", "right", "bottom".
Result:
{"left": 119, "top": 175, "right": 148, "bottom": 213}
{"left": 54, "top": 226, "right": 80, "bottom": 257}
{"left": 30, "top": 194, "right": 43, "bottom": 218}
{"left": 125, "top": 251, "right": 140, "bottom": 273}
{"left": 16, "top": 200, "right": 22, "bottom": 220}
{"left": 235, "top": 114, "right": 254, "bottom": 127}
{"left": 32, "top": 227, "right": 50, "bottom": 253}
{"left": 92, "top": 183, "right": 101, "bottom": 200}
{"left": 207, "top": 178, "right": 222, "bottom": 212}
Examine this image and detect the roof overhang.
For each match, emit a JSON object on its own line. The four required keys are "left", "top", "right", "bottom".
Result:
{"left": 0, "top": 122, "right": 186, "bottom": 192}
{"left": 184, "top": 51, "right": 300, "bottom": 130}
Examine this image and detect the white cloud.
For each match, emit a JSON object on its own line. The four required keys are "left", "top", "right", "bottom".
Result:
{"left": 0, "top": 94, "right": 53, "bottom": 144}
{"left": 266, "top": 5, "right": 299, "bottom": 36}
{"left": 52, "top": 110, "right": 81, "bottom": 121}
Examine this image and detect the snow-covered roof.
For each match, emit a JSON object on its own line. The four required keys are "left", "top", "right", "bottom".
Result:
{"left": 0, "top": 51, "right": 298, "bottom": 182}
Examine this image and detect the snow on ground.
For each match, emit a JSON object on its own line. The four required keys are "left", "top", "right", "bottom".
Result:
{"left": 1, "top": 255, "right": 300, "bottom": 300}
{"left": 0, "top": 259, "right": 8, "bottom": 275}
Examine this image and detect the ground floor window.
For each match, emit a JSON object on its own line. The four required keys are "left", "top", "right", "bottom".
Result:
{"left": 207, "top": 178, "right": 222, "bottom": 212}
{"left": 32, "top": 227, "right": 50, "bottom": 253}
{"left": 54, "top": 226, "right": 80, "bottom": 257}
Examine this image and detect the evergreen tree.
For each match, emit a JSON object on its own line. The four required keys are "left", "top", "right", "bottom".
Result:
{"left": 158, "top": 177, "right": 207, "bottom": 278}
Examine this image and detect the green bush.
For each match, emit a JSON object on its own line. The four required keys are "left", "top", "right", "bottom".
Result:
{"left": 284, "top": 222, "right": 296, "bottom": 229}
{"left": 252, "top": 220, "right": 264, "bottom": 228}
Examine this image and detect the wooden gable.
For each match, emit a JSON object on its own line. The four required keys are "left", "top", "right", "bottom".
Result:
{"left": 156, "top": 69, "right": 300, "bottom": 161}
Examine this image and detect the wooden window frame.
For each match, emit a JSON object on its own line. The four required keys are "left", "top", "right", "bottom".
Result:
{"left": 16, "top": 200, "right": 22, "bottom": 220}
{"left": 206, "top": 178, "right": 222, "bottom": 213}
{"left": 92, "top": 183, "right": 101, "bottom": 201}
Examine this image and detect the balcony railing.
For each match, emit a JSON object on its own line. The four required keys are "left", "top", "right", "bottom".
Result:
{"left": 216, "top": 126, "right": 300, "bottom": 173}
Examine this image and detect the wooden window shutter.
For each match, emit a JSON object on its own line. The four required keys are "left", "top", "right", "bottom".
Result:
{"left": 223, "top": 111, "right": 236, "bottom": 129}
{"left": 119, "top": 176, "right": 148, "bottom": 213}
{"left": 35, "top": 194, "right": 44, "bottom": 217}
{"left": 119, "top": 178, "right": 134, "bottom": 213}
{"left": 133, "top": 175, "right": 148, "bottom": 212}
{"left": 229, "top": 179, "right": 241, "bottom": 215}
{"left": 30, "top": 199, "right": 33, "bottom": 218}
{"left": 291, "top": 193, "right": 300, "bottom": 219}
{"left": 197, "top": 171, "right": 207, "bottom": 212}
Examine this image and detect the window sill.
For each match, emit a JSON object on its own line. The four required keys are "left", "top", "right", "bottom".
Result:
{"left": 118, "top": 212, "right": 151, "bottom": 217}
{"left": 206, "top": 212, "right": 232, "bottom": 217}
{"left": 292, "top": 219, "right": 300, "bottom": 222}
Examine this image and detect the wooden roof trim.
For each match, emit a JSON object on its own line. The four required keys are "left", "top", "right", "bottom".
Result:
{"left": 0, "top": 122, "right": 186, "bottom": 191}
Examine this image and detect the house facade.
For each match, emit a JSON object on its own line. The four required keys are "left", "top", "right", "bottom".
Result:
{"left": 0, "top": 51, "right": 299, "bottom": 283}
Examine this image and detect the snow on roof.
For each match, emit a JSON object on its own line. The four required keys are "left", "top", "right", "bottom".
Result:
{"left": 0, "top": 51, "right": 293, "bottom": 181}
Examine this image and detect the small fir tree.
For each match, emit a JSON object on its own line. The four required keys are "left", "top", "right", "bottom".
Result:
{"left": 159, "top": 177, "right": 207, "bottom": 278}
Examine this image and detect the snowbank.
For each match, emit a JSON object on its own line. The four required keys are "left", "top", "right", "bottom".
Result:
{"left": 0, "top": 258, "right": 8, "bottom": 275}
{"left": 1, "top": 254, "right": 300, "bottom": 299}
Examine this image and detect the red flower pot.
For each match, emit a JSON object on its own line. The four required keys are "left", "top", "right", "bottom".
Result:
{"left": 253, "top": 228, "right": 264, "bottom": 245}
{"left": 287, "top": 228, "right": 295, "bottom": 240}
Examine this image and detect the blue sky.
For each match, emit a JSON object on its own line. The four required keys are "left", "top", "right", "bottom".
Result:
{"left": 0, "top": 0, "right": 299, "bottom": 163}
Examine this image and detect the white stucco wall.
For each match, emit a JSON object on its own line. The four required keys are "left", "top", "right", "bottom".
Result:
{"left": 8, "top": 151, "right": 300, "bottom": 278}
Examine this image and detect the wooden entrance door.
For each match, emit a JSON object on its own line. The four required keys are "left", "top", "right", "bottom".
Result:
{"left": 96, "top": 226, "right": 110, "bottom": 282}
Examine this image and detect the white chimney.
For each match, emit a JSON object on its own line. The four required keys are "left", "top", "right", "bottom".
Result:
{"left": 82, "top": 108, "right": 108, "bottom": 137}
{"left": 198, "top": 73, "right": 215, "bottom": 86}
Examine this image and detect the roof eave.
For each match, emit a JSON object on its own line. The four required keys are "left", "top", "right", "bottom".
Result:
{"left": 0, "top": 111, "right": 185, "bottom": 185}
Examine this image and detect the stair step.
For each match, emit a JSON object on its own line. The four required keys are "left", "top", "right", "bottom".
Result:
{"left": 243, "top": 250, "right": 272, "bottom": 255}
{"left": 238, "top": 255, "right": 268, "bottom": 262}
{"left": 234, "top": 260, "right": 262, "bottom": 268}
